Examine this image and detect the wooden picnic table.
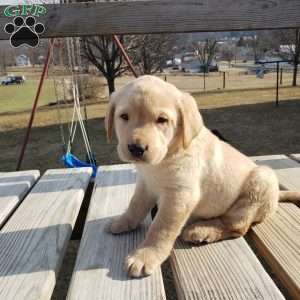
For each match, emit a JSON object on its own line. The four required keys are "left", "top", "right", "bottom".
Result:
{"left": 0, "top": 155, "right": 299, "bottom": 300}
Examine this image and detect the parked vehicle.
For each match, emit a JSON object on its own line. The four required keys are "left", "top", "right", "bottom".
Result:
{"left": 1, "top": 75, "right": 25, "bottom": 85}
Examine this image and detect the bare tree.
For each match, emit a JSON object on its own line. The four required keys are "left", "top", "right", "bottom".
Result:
{"left": 0, "top": 41, "right": 15, "bottom": 73}
{"left": 276, "top": 29, "right": 300, "bottom": 86}
{"left": 292, "top": 29, "right": 300, "bottom": 86}
{"left": 82, "top": 35, "right": 128, "bottom": 94}
{"left": 129, "top": 34, "right": 175, "bottom": 75}
{"left": 248, "top": 30, "right": 299, "bottom": 86}
{"left": 248, "top": 35, "right": 261, "bottom": 62}
{"left": 0, "top": 49, "right": 7, "bottom": 74}
{"left": 193, "top": 39, "right": 218, "bottom": 72}
{"left": 244, "top": 32, "right": 272, "bottom": 62}
{"left": 220, "top": 45, "right": 235, "bottom": 67}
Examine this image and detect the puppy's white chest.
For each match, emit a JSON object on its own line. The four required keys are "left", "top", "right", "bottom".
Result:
{"left": 140, "top": 169, "right": 170, "bottom": 196}
{"left": 137, "top": 162, "right": 201, "bottom": 201}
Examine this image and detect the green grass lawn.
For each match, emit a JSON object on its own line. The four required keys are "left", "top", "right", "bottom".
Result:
{"left": 0, "top": 79, "right": 56, "bottom": 114}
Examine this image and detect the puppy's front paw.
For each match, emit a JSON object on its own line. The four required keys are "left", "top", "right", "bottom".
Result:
{"left": 109, "top": 215, "right": 132, "bottom": 234}
{"left": 125, "top": 247, "right": 162, "bottom": 278}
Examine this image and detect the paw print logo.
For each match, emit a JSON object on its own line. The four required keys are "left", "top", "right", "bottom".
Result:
{"left": 4, "top": 16, "right": 45, "bottom": 48}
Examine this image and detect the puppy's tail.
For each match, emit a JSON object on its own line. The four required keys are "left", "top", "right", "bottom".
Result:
{"left": 279, "top": 191, "right": 300, "bottom": 203}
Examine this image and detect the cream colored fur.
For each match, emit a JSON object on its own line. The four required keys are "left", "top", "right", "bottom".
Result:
{"left": 105, "top": 75, "right": 300, "bottom": 278}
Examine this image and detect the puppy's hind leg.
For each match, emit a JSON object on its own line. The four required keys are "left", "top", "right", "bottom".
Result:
{"left": 182, "top": 166, "right": 279, "bottom": 244}
{"left": 181, "top": 201, "right": 257, "bottom": 243}
{"left": 181, "top": 218, "right": 235, "bottom": 243}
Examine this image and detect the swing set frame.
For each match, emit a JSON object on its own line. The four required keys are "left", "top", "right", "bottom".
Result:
{"left": 15, "top": 35, "right": 136, "bottom": 171}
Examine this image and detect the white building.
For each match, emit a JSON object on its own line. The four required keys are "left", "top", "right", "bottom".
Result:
{"left": 280, "top": 45, "right": 295, "bottom": 54}
{"left": 16, "top": 54, "right": 31, "bottom": 67}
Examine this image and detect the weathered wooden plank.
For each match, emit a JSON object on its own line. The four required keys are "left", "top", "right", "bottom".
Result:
{"left": 252, "top": 154, "right": 300, "bottom": 190}
{"left": 0, "top": 170, "right": 40, "bottom": 228}
{"left": 1, "top": 0, "right": 300, "bottom": 39}
{"left": 249, "top": 155, "right": 300, "bottom": 299}
{"left": 249, "top": 204, "right": 300, "bottom": 300}
{"left": 67, "top": 164, "right": 166, "bottom": 300}
{"left": 290, "top": 153, "right": 300, "bottom": 163}
{"left": 0, "top": 168, "right": 92, "bottom": 300}
{"left": 170, "top": 237, "right": 284, "bottom": 300}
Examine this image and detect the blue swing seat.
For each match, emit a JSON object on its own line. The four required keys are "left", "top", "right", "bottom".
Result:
{"left": 62, "top": 152, "right": 97, "bottom": 178}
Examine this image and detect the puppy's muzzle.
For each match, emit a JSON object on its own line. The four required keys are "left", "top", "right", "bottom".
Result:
{"left": 128, "top": 144, "right": 148, "bottom": 158}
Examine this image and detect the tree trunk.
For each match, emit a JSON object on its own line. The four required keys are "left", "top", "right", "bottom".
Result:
{"left": 142, "top": 46, "right": 151, "bottom": 74}
{"left": 107, "top": 77, "right": 115, "bottom": 95}
{"left": 292, "top": 29, "right": 300, "bottom": 87}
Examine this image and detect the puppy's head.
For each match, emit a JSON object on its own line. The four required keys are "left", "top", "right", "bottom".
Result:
{"left": 105, "top": 75, "right": 203, "bottom": 165}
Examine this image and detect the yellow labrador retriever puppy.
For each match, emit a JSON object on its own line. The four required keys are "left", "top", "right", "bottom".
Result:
{"left": 105, "top": 75, "right": 300, "bottom": 278}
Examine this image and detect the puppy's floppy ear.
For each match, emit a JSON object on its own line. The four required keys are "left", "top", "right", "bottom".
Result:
{"left": 179, "top": 93, "right": 203, "bottom": 149}
{"left": 105, "top": 93, "right": 116, "bottom": 142}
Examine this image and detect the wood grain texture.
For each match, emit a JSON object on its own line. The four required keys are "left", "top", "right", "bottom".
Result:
{"left": 249, "top": 155, "right": 300, "bottom": 299}
{"left": 1, "top": 0, "right": 300, "bottom": 39}
{"left": 0, "top": 170, "right": 40, "bottom": 228}
{"left": 249, "top": 204, "right": 300, "bottom": 300}
{"left": 252, "top": 154, "right": 300, "bottom": 190}
{"left": 0, "top": 168, "right": 92, "bottom": 300}
{"left": 67, "top": 164, "right": 166, "bottom": 300}
{"left": 170, "top": 237, "right": 284, "bottom": 300}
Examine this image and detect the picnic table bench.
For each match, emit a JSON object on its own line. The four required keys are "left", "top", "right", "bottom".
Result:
{"left": 0, "top": 155, "right": 299, "bottom": 300}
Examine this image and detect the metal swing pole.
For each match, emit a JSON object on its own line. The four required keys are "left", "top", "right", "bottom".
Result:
{"left": 112, "top": 35, "right": 138, "bottom": 78}
{"left": 16, "top": 39, "right": 55, "bottom": 171}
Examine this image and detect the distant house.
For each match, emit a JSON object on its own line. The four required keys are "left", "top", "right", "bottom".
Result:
{"left": 280, "top": 45, "right": 295, "bottom": 54}
{"left": 16, "top": 54, "right": 31, "bottom": 67}
{"left": 38, "top": 55, "right": 45, "bottom": 64}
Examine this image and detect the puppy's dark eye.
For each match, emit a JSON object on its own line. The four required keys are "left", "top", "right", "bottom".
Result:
{"left": 157, "top": 117, "right": 168, "bottom": 124}
{"left": 120, "top": 113, "right": 129, "bottom": 121}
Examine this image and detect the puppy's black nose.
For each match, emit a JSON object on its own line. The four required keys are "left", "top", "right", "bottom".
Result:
{"left": 128, "top": 144, "right": 147, "bottom": 158}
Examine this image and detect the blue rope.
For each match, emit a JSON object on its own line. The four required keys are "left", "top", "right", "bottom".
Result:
{"left": 62, "top": 152, "right": 97, "bottom": 178}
